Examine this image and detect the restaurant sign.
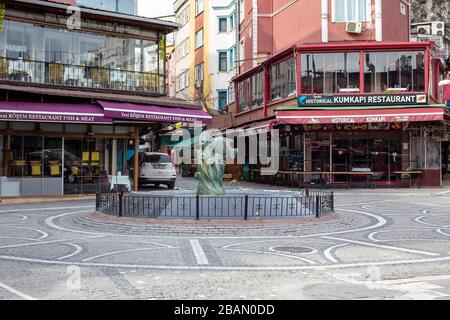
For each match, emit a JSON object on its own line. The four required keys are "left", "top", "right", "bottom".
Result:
{"left": 298, "top": 94, "right": 428, "bottom": 107}
{"left": 0, "top": 112, "right": 111, "bottom": 124}
{"left": 115, "top": 111, "right": 200, "bottom": 123}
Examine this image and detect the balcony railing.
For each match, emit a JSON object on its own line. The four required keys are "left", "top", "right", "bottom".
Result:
{"left": 0, "top": 57, "right": 165, "bottom": 95}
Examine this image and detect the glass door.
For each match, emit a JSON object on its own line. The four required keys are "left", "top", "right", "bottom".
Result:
{"left": 64, "top": 138, "right": 83, "bottom": 195}
{"left": 42, "top": 137, "right": 63, "bottom": 196}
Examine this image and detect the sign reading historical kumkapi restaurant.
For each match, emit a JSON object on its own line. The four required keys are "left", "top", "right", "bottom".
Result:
{"left": 298, "top": 94, "right": 428, "bottom": 107}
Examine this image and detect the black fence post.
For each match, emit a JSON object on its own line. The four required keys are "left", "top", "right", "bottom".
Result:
{"left": 244, "top": 195, "right": 249, "bottom": 220}
{"left": 196, "top": 195, "right": 200, "bottom": 220}
{"left": 119, "top": 192, "right": 123, "bottom": 217}
{"left": 95, "top": 192, "right": 99, "bottom": 211}
{"left": 331, "top": 192, "right": 335, "bottom": 212}
{"left": 315, "top": 194, "right": 320, "bottom": 218}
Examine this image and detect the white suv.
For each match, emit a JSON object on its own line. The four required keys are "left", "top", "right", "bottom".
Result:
{"left": 138, "top": 152, "right": 177, "bottom": 189}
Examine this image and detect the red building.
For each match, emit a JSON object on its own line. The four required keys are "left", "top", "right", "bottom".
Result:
{"left": 212, "top": 0, "right": 449, "bottom": 187}
{"left": 228, "top": 42, "right": 448, "bottom": 187}
{"left": 238, "top": 0, "right": 411, "bottom": 74}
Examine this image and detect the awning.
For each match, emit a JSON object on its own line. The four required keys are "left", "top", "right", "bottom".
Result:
{"left": 276, "top": 107, "right": 446, "bottom": 125}
{"left": 171, "top": 136, "right": 199, "bottom": 148}
{"left": 227, "top": 119, "right": 275, "bottom": 135}
{"left": 0, "top": 102, "right": 112, "bottom": 124}
{"left": 98, "top": 100, "right": 212, "bottom": 124}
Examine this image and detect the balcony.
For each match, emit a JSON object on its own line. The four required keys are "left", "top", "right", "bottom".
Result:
{"left": 173, "top": 0, "right": 188, "bottom": 12}
{"left": 0, "top": 57, "right": 165, "bottom": 96}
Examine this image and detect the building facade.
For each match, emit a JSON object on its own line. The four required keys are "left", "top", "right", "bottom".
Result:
{"left": 229, "top": 42, "right": 448, "bottom": 188}
{"left": 48, "top": 0, "right": 138, "bottom": 15}
{"left": 171, "top": 0, "right": 238, "bottom": 112}
{"left": 238, "top": 0, "right": 411, "bottom": 74}
{"left": 0, "top": 0, "right": 211, "bottom": 197}
{"left": 210, "top": 0, "right": 449, "bottom": 188}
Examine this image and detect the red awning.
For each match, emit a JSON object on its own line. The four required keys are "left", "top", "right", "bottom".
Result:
{"left": 276, "top": 107, "right": 445, "bottom": 125}
{"left": 98, "top": 100, "right": 212, "bottom": 124}
{"left": 226, "top": 119, "right": 275, "bottom": 134}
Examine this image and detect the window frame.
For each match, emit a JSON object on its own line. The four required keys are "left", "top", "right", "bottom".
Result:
{"left": 217, "top": 90, "right": 228, "bottom": 111}
{"left": 332, "top": 0, "right": 371, "bottom": 23}
{"left": 218, "top": 17, "right": 228, "bottom": 33}
{"left": 269, "top": 56, "right": 297, "bottom": 102}
{"left": 300, "top": 51, "right": 361, "bottom": 95}
{"left": 195, "top": 29, "right": 204, "bottom": 50}
{"left": 298, "top": 49, "right": 427, "bottom": 96}
{"left": 194, "top": 62, "right": 204, "bottom": 83}
{"left": 195, "top": 0, "right": 204, "bottom": 16}
{"left": 218, "top": 51, "right": 228, "bottom": 72}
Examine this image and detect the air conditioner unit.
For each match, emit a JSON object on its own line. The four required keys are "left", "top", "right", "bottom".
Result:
{"left": 417, "top": 25, "right": 431, "bottom": 35}
{"left": 345, "top": 22, "right": 362, "bottom": 34}
{"left": 431, "top": 21, "right": 445, "bottom": 36}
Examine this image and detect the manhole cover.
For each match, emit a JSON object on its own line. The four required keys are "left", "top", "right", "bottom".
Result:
{"left": 272, "top": 246, "right": 313, "bottom": 254}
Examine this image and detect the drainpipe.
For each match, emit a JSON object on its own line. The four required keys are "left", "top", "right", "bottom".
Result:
{"left": 375, "top": 0, "right": 382, "bottom": 42}
{"left": 321, "top": 0, "right": 328, "bottom": 43}
{"left": 252, "top": 0, "right": 258, "bottom": 67}
{"left": 236, "top": 0, "right": 240, "bottom": 77}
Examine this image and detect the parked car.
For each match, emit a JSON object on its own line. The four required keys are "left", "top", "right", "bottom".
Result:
{"left": 134, "top": 152, "right": 176, "bottom": 189}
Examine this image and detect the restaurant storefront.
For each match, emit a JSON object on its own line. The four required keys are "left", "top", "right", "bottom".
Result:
{"left": 0, "top": 101, "right": 211, "bottom": 197}
{"left": 221, "top": 41, "right": 449, "bottom": 188}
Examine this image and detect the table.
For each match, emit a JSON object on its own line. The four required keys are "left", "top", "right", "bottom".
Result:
{"left": 8, "top": 59, "right": 33, "bottom": 81}
{"left": 254, "top": 170, "right": 375, "bottom": 188}
{"left": 394, "top": 171, "right": 422, "bottom": 187}
{"left": 64, "top": 65, "right": 85, "bottom": 86}
{"left": 339, "top": 88, "right": 360, "bottom": 93}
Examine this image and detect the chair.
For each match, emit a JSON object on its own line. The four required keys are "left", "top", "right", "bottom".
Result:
{"left": 30, "top": 161, "right": 42, "bottom": 176}
{"left": 49, "top": 63, "right": 64, "bottom": 84}
{"left": 91, "top": 68, "right": 109, "bottom": 88}
{"left": 0, "top": 57, "right": 8, "bottom": 79}
{"left": 49, "top": 161, "right": 61, "bottom": 176}
{"left": 141, "top": 73, "right": 157, "bottom": 93}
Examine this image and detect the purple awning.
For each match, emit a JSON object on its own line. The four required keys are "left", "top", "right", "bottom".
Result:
{"left": 0, "top": 102, "right": 112, "bottom": 124}
{"left": 98, "top": 100, "right": 212, "bottom": 124}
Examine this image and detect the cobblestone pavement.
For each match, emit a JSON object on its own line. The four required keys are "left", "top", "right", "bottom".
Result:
{"left": 0, "top": 177, "right": 450, "bottom": 300}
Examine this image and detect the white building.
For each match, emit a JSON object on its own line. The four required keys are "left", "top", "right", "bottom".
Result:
{"left": 208, "top": 0, "right": 238, "bottom": 111}
{"left": 173, "top": 0, "right": 191, "bottom": 101}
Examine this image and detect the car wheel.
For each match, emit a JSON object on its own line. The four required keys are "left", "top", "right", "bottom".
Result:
{"left": 167, "top": 182, "right": 175, "bottom": 189}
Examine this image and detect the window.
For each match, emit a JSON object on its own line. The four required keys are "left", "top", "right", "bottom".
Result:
{"left": 176, "top": 70, "right": 190, "bottom": 92}
{"left": 301, "top": 53, "right": 360, "bottom": 94}
{"left": 218, "top": 90, "right": 228, "bottom": 111}
{"left": 195, "top": 29, "right": 204, "bottom": 49}
{"left": 219, "top": 51, "right": 228, "bottom": 72}
{"left": 238, "top": 78, "right": 251, "bottom": 112}
{"left": 196, "top": 0, "right": 204, "bottom": 15}
{"left": 229, "top": 47, "right": 236, "bottom": 69}
{"left": 175, "top": 38, "right": 189, "bottom": 61}
{"left": 364, "top": 51, "right": 425, "bottom": 93}
{"left": 334, "top": 0, "right": 369, "bottom": 22}
{"left": 270, "top": 58, "right": 296, "bottom": 100}
{"left": 230, "top": 14, "right": 235, "bottom": 31}
{"left": 228, "top": 83, "right": 235, "bottom": 104}
{"left": 176, "top": 5, "right": 190, "bottom": 26}
{"left": 251, "top": 72, "right": 264, "bottom": 107}
{"left": 219, "top": 17, "right": 228, "bottom": 33}
{"left": 194, "top": 63, "right": 204, "bottom": 87}
{"left": 77, "top": 0, "right": 137, "bottom": 15}
{"left": 237, "top": 71, "right": 263, "bottom": 113}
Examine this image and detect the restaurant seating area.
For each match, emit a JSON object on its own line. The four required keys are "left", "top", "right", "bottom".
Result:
{"left": 0, "top": 57, "right": 165, "bottom": 95}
